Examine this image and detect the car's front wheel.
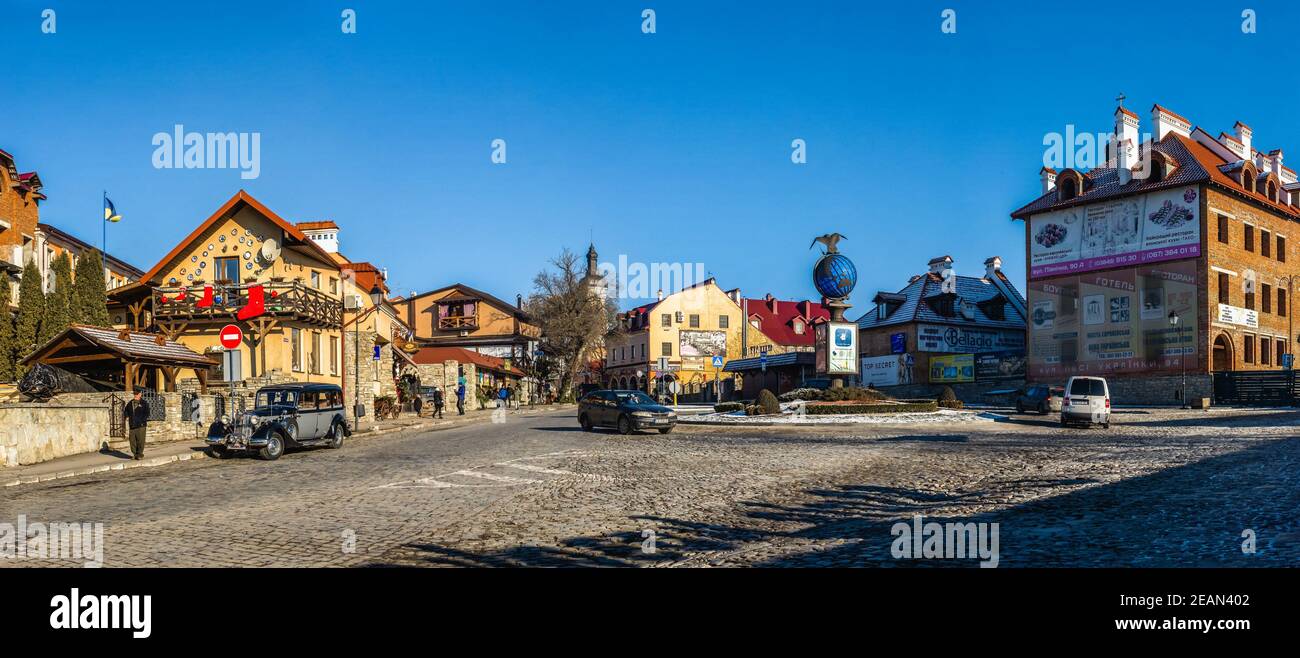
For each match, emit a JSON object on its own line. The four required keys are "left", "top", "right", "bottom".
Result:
{"left": 206, "top": 445, "right": 230, "bottom": 459}
{"left": 617, "top": 415, "right": 634, "bottom": 435}
{"left": 579, "top": 413, "right": 594, "bottom": 432}
{"left": 259, "top": 433, "right": 285, "bottom": 461}
{"left": 327, "top": 422, "right": 345, "bottom": 449}
{"left": 658, "top": 426, "right": 673, "bottom": 434}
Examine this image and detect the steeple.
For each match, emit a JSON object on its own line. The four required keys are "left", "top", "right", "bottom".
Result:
{"left": 586, "top": 243, "right": 598, "bottom": 278}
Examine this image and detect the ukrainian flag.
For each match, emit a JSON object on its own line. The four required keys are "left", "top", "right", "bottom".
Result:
{"left": 104, "top": 197, "right": 122, "bottom": 223}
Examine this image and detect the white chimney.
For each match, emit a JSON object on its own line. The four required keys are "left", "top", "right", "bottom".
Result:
{"left": 928, "top": 255, "right": 953, "bottom": 275}
{"left": 984, "top": 256, "right": 1002, "bottom": 279}
{"left": 1116, "top": 137, "right": 1134, "bottom": 185}
{"left": 1112, "top": 106, "right": 1139, "bottom": 167}
{"left": 1271, "top": 150, "right": 1284, "bottom": 179}
{"left": 1040, "top": 167, "right": 1057, "bottom": 194}
{"left": 656, "top": 289, "right": 664, "bottom": 301}
{"left": 1235, "top": 121, "right": 1253, "bottom": 158}
{"left": 1152, "top": 104, "right": 1190, "bottom": 140}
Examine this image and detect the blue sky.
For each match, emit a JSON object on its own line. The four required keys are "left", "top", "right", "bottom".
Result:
{"left": 8, "top": 0, "right": 1300, "bottom": 312}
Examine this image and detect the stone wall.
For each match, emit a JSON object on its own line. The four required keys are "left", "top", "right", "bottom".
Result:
{"left": 1104, "top": 374, "right": 1213, "bottom": 406}
{"left": 342, "top": 329, "right": 378, "bottom": 431}
{"left": 0, "top": 398, "right": 109, "bottom": 466}
{"left": 878, "top": 379, "right": 1026, "bottom": 405}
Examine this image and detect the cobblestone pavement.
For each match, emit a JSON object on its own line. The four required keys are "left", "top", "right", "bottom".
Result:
{"left": 3, "top": 406, "right": 1299, "bottom": 567}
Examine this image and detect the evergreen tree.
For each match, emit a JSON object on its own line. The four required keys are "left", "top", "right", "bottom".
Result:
{"left": 14, "top": 260, "right": 47, "bottom": 372}
{"left": 74, "top": 249, "right": 112, "bottom": 327}
{"left": 0, "top": 277, "right": 15, "bottom": 382}
{"left": 41, "top": 252, "right": 75, "bottom": 342}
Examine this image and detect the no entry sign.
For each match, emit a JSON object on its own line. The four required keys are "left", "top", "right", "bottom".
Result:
{"left": 219, "top": 324, "right": 243, "bottom": 350}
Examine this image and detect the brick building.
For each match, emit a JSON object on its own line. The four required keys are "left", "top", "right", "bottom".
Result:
{"left": 1012, "top": 102, "right": 1300, "bottom": 403}
{"left": 856, "top": 255, "right": 1027, "bottom": 390}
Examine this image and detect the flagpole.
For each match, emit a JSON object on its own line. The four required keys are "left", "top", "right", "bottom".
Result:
{"left": 102, "top": 190, "right": 107, "bottom": 254}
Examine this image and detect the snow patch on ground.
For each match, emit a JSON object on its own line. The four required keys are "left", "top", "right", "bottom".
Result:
{"left": 679, "top": 408, "right": 998, "bottom": 425}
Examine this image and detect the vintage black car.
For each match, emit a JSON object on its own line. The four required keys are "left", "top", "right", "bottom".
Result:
{"left": 206, "top": 383, "right": 350, "bottom": 460}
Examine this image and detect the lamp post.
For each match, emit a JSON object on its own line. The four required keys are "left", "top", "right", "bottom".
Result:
{"left": 1168, "top": 309, "right": 1187, "bottom": 409}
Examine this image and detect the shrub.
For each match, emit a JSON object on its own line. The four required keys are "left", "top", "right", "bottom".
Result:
{"left": 821, "top": 386, "right": 889, "bottom": 402}
{"left": 936, "top": 386, "right": 964, "bottom": 409}
{"left": 804, "top": 400, "right": 939, "bottom": 415}
{"left": 713, "top": 402, "right": 744, "bottom": 413}
{"left": 758, "top": 389, "right": 780, "bottom": 415}
{"left": 745, "top": 404, "right": 762, "bottom": 416}
{"left": 779, "top": 387, "right": 824, "bottom": 402}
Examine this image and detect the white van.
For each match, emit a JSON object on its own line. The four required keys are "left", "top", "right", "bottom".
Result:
{"left": 1061, "top": 376, "right": 1111, "bottom": 428}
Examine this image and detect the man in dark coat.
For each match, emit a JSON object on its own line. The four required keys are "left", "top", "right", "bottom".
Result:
{"left": 432, "top": 386, "right": 445, "bottom": 419}
{"left": 124, "top": 390, "right": 151, "bottom": 460}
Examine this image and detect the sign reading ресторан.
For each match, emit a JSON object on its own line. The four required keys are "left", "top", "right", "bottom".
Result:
{"left": 1217, "top": 303, "right": 1259, "bottom": 329}
{"left": 1027, "top": 187, "right": 1201, "bottom": 280}
{"left": 917, "top": 324, "right": 1025, "bottom": 354}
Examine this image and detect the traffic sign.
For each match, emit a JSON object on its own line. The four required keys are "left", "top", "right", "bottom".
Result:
{"left": 219, "top": 324, "right": 243, "bottom": 350}
{"left": 760, "top": 354, "right": 767, "bottom": 372}
{"left": 711, "top": 355, "right": 725, "bottom": 368}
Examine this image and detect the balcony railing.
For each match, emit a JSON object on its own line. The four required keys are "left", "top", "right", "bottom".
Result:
{"left": 438, "top": 315, "right": 479, "bottom": 330}
{"left": 152, "top": 281, "right": 343, "bottom": 327}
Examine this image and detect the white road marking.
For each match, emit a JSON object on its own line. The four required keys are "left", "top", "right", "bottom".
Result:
{"left": 450, "top": 470, "right": 538, "bottom": 485}
{"left": 496, "top": 462, "right": 574, "bottom": 476}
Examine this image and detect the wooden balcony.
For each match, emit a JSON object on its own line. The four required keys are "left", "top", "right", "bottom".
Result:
{"left": 438, "top": 315, "right": 479, "bottom": 330}
{"left": 151, "top": 281, "right": 343, "bottom": 328}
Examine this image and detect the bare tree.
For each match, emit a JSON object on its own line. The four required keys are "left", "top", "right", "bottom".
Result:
{"left": 526, "top": 249, "right": 616, "bottom": 401}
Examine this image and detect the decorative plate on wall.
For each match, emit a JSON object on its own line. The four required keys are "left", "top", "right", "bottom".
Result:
{"left": 191, "top": 255, "right": 197, "bottom": 262}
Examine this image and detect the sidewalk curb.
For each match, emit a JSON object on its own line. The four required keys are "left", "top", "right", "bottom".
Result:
{"left": 1, "top": 405, "right": 576, "bottom": 489}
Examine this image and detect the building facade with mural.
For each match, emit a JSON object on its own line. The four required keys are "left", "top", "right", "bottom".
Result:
{"left": 1013, "top": 103, "right": 1300, "bottom": 403}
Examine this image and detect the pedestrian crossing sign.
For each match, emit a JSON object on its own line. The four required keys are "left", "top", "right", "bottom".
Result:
{"left": 711, "top": 356, "right": 724, "bottom": 368}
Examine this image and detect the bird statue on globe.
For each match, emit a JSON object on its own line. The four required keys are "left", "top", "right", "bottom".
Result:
{"left": 811, "top": 234, "right": 857, "bottom": 302}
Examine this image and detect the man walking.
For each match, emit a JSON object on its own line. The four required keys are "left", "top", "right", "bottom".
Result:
{"left": 497, "top": 384, "right": 509, "bottom": 410}
{"left": 432, "top": 386, "right": 445, "bottom": 419}
{"left": 456, "top": 382, "right": 466, "bottom": 415}
{"left": 124, "top": 390, "right": 151, "bottom": 461}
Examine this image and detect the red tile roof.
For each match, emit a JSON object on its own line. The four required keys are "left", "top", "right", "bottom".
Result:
{"left": 296, "top": 220, "right": 339, "bottom": 231}
{"left": 743, "top": 296, "right": 830, "bottom": 347}
{"left": 344, "top": 261, "right": 388, "bottom": 295}
{"left": 411, "top": 346, "right": 524, "bottom": 376}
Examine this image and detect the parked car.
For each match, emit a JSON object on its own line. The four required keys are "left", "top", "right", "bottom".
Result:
{"left": 1015, "top": 385, "right": 1065, "bottom": 414}
{"left": 578, "top": 389, "right": 677, "bottom": 434}
{"left": 206, "top": 383, "right": 351, "bottom": 460}
{"left": 1061, "top": 376, "right": 1110, "bottom": 428}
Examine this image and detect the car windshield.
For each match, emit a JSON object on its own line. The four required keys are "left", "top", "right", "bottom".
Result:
{"left": 613, "top": 391, "right": 656, "bottom": 405}
{"left": 256, "top": 389, "right": 298, "bottom": 409}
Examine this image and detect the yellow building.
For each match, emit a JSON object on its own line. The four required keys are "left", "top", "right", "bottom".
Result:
{"left": 604, "top": 278, "right": 776, "bottom": 397}
{"left": 35, "top": 223, "right": 144, "bottom": 294}
{"left": 108, "top": 191, "right": 345, "bottom": 391}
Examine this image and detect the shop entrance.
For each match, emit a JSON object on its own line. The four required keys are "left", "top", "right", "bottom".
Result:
{"left": 1212, "top": 333, "right": 1234, "bottom": 371}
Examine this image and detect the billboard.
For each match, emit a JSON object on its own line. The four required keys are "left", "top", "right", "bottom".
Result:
{"left": 1027, "top": 259, "right": 1197, "bottom": 379}
{"left": 929, "top": 354, "right": 975, "bottom": 383}
{"left": 916, "top": 324, "right": 1025, "bottom": 354}
{"left": 860, "top": 354, "right": 913, "bottom": 387}
{"left": 1027, "top": 186, "right": 1200, "bottom": 279}
{"left": 975, "top": 351, "right": 1026, "bottom": 381}
{"left": 679, "top": 330, "right": 726, "bottom": 358}
{"left": 815, "top": 322, "right": 859, "bottom": 375}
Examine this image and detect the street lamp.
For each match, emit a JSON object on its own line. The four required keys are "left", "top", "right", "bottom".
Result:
{"left": 1169, "top": 309, "right": 1187, "bottom": 409}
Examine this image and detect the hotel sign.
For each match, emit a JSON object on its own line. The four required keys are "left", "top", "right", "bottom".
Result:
{"left": 917, "top": 324, "right": 1025, "bottom": 354}
{"left": 1217, "top": 304, "right": 1258, "bottom": 329}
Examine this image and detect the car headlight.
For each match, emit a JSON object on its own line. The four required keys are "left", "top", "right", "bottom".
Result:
{"left": 631, "top": 411, "right": 653, "bottom": 418}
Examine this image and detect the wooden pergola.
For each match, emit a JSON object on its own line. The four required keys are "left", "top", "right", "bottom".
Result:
{"left": 21, "top": 324, "right": 218, "bottom": 393}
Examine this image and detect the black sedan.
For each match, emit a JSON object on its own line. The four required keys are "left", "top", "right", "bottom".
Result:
{"left": 578, "top": 389, "right": 677, "bottom": 434}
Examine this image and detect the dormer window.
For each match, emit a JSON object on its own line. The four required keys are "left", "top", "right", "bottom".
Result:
{"left": 793, "top": 319, "right": 805, "bottom": 335}
{"left": 1241, "top": 163, "right": 1257, "bottom": 192}
{"left": 1267, "top": 180, "right": 1279, "bottom": 202}
{"left": 1058, "top": 177, "right": 1077, "bottom": 200}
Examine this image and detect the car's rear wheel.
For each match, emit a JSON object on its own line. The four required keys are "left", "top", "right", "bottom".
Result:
{"left": 658, "top": 426, "right": 673, "bottom": 434}
{"left": 617, "top": 415, "right": 633, "bottom": 435}
{"left": 579, "top": 414, "right": 594, "bottom": 431}
{"left": 327, "top": 422, "right": 344, "bottom": 449}
{"left": 259, "top": 433, "right": 284, "bottom": 461}
{"left": 1016, "top": 401, "right": 1024, "bottom": 414}
{"left": 1038, "top": 401, "right": 1048, "bottom": 414}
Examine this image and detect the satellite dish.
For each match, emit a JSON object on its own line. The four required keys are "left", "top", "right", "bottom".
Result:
{"left": 260, "top": 238, "right": 281, "bottom": 264}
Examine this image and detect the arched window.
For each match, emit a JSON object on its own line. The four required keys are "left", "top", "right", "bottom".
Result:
{"left": 1058, "top": 177, "right": 1078, "bottom": 200}
{"left": 1267, "top": 180, "right": 1279, "bottom": 202}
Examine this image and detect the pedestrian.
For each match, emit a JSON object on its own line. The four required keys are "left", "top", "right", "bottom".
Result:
{"left": 456, "top": 383, "right": 466, "bottom": 415}
{"left": 497, "top": 384, "right": 509, "bottom": 409}
{"left": 124, "top": 390, "right": 151, "bottom": 461}
{"left": 432, "top": 386, "right": 445, "bottom": 419}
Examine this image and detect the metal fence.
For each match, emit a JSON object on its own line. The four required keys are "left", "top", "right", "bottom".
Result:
{"left": 1212, "top": 371, "right": 1300, "bottom": 406}
{"left": 141, "top": 390, "right": 166, "bottom": 421}
{"left": 105, "top": 394, "right": 125, "bottom": 438}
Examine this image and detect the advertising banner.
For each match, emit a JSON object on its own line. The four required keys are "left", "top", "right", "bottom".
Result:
{"left": 860, "top": 354, "right": 913, "bottom": 387}
{"left": 679, "top": 330, "right": 726, "bottom": 358}
{"left": 929, "top": 353, "right": 974, "bottom": 383}
{"left": 975, "top": 351, "right": 1027, "bottom": 381}
{"left": 1027, "top": 186, "right": 1201, "bottom": 279}
{"left": 1216, "top": 304, "right": 1259, "bottom": 329}
{"left": 916, "top": 324, "right": 1025, "bottom": 354}
{"left": 1027, "top": 259, "right": 1198, "bottom": 379}
{"left": 816, "top": 322, "right": 859, "bottom": 375}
